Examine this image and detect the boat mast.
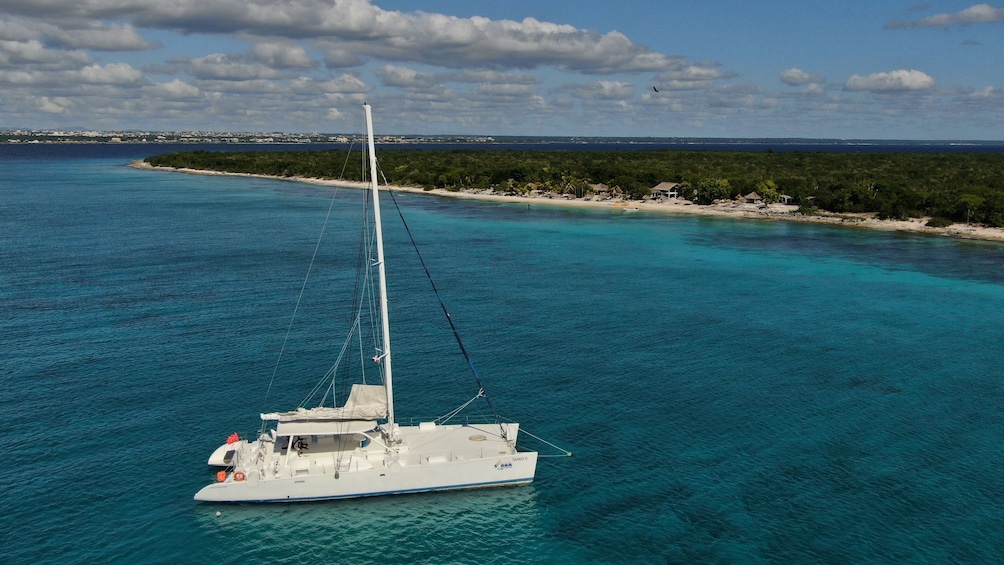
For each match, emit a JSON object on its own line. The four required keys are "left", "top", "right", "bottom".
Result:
{"left": 363, "top": 103, "right": 396, "bottom": 441}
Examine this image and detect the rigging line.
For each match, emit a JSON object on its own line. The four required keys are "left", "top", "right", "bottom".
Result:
{"left": 360, "top": 189, "right": 384, "bottom": 385}
{"left": 304, "top": 146, "right": 375, "bottom": 410}
{"left": 337, "top": 139, "right": 357, "bottom": 181}
{"left": 335, "top": 187, "right": 371, "bottom": 404}
{"left": 515, "top": 427, "right": 574, "bottom": 457}
{"left": 435, "top": 391, "right": 485, "bottom": 425}
{"left": 265, "top": 135, "right": 363, "bottom": 415}
{"left": 384, "top": 184, "right": 509, "bottom": 441}
{"left": 262, "top": 185, "right": 342, "bottom": 409}
{"left": 299, "top": 315, "right": 360, "bottom": 408}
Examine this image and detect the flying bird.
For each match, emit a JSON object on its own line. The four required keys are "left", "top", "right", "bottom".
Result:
{"left": 652, "top": 86, "right": 659, "bottom": 93}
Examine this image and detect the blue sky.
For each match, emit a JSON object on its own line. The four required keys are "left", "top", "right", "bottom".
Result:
{"left": 1, "top": 1, "right": 1002, "bottom": 139}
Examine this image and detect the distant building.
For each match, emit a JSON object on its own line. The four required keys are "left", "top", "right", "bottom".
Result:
{"left": 590, "top": 183, "right": 612, "bottom": 199}
{"left": 743, "top": 192, "right": 763, "bottom": 204}
{"left": 651, "top": 182, "right": 680, "bottom": 199}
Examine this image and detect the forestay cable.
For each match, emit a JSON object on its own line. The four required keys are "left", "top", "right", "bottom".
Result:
{"left": 383, "top": 178, "right": 509, "bottom": 441}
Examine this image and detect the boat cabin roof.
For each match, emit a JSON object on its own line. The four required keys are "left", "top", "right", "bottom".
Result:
{"left": 276, "top": 419, "right": 378, "bottom": 436}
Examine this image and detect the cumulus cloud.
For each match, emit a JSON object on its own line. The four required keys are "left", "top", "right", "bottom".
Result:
{"left": 189, "top": 53, "right": 285, "bottom": 81}
{"left": 0, "top": 0, "right": 678, "bottom": 73}
{"left": 374, "top": 65, "right": 436, "bottom": 88}
{"left": 844, "top": 69, "right": 935, "bottom": 92}
{"left": 779, "top": 67, "right": 825, "bottom": 86}
{"left": 290, "top": 74, "right": 369, "bottom": 93}
{"left": 707, "top": 83, "right": 767, "bottom": 109}
{"left": 473, "top": 83, "right": 538, "bottom": 98}
{"left": 0, "top": 18, "right": 40, "bottom": 41}
{"left": 189, "top": 78, "right": 284, "bottom": 94}
{"left": 156, "top": 78, "right": 200, "bottom": 98}
{"left": 964, "top": 85, "right": 1003, "bottom": 99}
{"left": 0, "top": 39, "right": 89, "bottom": 69}
{"left": 450, "top": 70, "right": 540, "bottom": 85}
{"left": 1, "top": 61, "right": 146, "bottom": 86}
{"left": 38, "top": 95, "right": 71, "bottom": 113}
{"left": 252, "top": 42, "right": 315, "bottom": 70}
{"left": 3, "top": 0, "right": 995, "bottom": 137}
{"left": 0, "top": 17, "right": 156, "bottom": 51}
{"left": 76, "top": 62, "right": 147, "bottom": 84}
{"left": 655, "top": 64, "right": 735, "bottom": 91}
{"left": 561, "top": 80, "right": 634, "bottom": 100}
{"left": 47, "top": 22, "right": 158, "bottom": 51}
{"left": 312, "top": 15, "right": 678, "bottom": 73}
{"left": 320, "top": 47, "right": 363, "bottom": 69}
{"left": 886, "top": 3, "right": 1004, "bottom": 29}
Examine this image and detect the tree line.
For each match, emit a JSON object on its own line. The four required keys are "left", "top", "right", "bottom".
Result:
{"left": 146, "top": 148, "right": 1004, "bottom": 227}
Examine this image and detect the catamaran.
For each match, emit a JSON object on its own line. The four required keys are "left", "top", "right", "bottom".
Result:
{"left": 194, "top": 104, "right": 538, "bottom": 503}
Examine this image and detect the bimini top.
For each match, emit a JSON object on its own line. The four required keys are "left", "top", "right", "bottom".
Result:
{"left": 260, "top": 384, "right": 388, "bottom": 423}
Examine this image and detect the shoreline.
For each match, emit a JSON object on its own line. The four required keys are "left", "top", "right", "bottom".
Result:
{"left": 130, "top": 160, "right": 1004, "bottom": 243}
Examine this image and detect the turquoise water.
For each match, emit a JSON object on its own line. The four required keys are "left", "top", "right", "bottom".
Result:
{"left": 3, "top": 150, "right": 1004, "bottom": 563}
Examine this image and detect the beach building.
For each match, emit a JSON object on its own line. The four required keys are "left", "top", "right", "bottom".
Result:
{"left": 652, "top": 182, "right": 680, "bottom": 199}
{"left": 590, "top": 183, "right": 612, "bottom": 200}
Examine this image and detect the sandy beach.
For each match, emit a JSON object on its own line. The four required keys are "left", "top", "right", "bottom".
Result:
{"left": 131, "top": 160, "right": 1004, "bottom": 243}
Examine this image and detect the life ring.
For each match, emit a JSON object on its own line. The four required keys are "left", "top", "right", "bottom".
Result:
{"left": 234, "top": 471, "right": 246, "bottom": 482}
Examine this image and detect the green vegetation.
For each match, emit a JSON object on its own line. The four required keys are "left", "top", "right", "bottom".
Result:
{"left": 146, "top": 148, "right": 1004, "bottom": 227}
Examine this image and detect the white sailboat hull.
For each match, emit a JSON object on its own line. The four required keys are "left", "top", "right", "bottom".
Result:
{"left": 195, "top": 422, "right": 537, "bottom": 503}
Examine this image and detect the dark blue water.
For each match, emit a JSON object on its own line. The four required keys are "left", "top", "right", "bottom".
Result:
{"left": 3, "top": 147, "right": 1004, "bottom": 563}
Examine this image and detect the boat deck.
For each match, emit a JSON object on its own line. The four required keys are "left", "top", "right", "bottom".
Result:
{"left": 252, "top": 421, "right": 521, "bottom": 479}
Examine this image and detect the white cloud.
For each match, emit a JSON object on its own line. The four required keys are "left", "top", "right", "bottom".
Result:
{"left": 320, "top": 47, "right": 363, "bottom": 69}
{"left": 321, "top": 75, "right": 370, "bottom": 93}
{"left": 252, "top": 42, "right": 315, "bottom": 70}
{"left": 472, "top": 83, "right": 538, "bottom": 97}
{"left": 780, "top": 68, "right": 825, "bottom": 86}
{"left": 1, "top": 61, "right": 149, "bottom": 87}
{"left": 0, "top": 0, "right": 998, "bottom": 138}
{"left": 562, "top": 80, "right": 634, "bottom": 100}
{"left": 639, "top": 91, "right": 684, "bottom": 111}
{"left": 0, "top": 0, "right": 678, "bottom": 74}
{"left": 707, "top": 83, "right": 767, "bottom": 109}
{"left": 0, "top": 17, "right": 156, "bottom": 51}
{"left": 964, "top": 86, "right": 1003, "bottom": 99}
{"left": 189, "top": 53, "right": 284, "bottom": 81}
{"left": 450, "top": 70, "right": 540, "bottom": 85}
{"left": 0, "top": 39, "right": 90, "bottom": 69}
{"left": 844, "top": 70, "right": 935, "bottom": 92}
{"left": 47, "top": 22, "right": 157, "bottom": 51}
{"left": 76, "top": 62, "right": 147, "bottom": 84}
{"left": 886, "top": 3, "right": 1004, "bottom": 29}
{"left": 656, "top": 65, "right": 734, "bottom": 91}
{"left": 190, "top": 78, "right": 284, "bottom": 94}
{"left": 156, "top": 78, "right": 200, "bottom": 98}
{"left": 0, "top": 18, "right": 39, "bottom": 41}
{"left": 374, "top": 65, "right": 436, "bottom": 88}
{"left": 290, "top": 75, "right": 370, "bottom": 93}
{"left": 38, "top": 95, "right": 71, "bottom": 113}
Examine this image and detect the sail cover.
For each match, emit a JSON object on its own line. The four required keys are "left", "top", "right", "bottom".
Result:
{"left": 261, "top": 384, "right": 388, "bottom": 422}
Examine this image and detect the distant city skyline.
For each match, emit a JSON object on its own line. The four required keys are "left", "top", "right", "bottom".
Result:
{"left": 1, "top": 1, "right": 1003, "bottom": 140}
